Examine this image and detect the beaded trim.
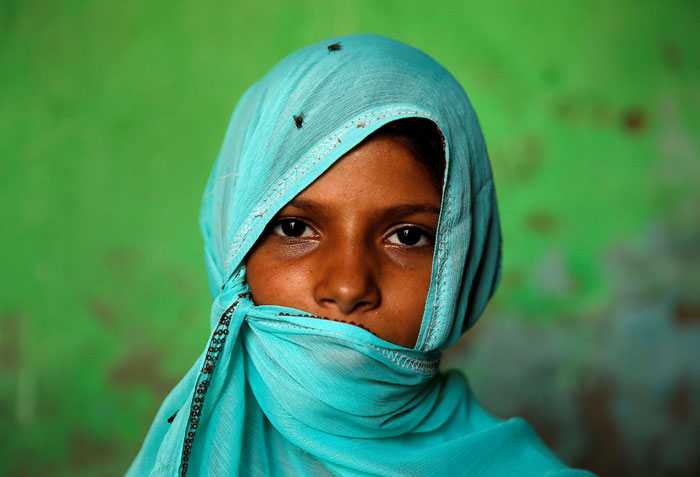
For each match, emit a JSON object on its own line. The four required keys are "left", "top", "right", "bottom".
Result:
{"left": 180, "top": 292, "right": 250, "bottom": 477}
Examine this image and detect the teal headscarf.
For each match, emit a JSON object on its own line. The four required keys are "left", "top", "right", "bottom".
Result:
{"left": 129, "top": 34, "right": 592, "bottom": 476}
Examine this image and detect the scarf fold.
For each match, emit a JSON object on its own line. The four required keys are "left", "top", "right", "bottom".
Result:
{"left": 128, "top": 34, "right": 592, "bottom": 476}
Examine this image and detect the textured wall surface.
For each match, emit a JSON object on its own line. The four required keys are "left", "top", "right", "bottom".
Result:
{"left": 1, "top": 1, "right": 698, "bottom": 475}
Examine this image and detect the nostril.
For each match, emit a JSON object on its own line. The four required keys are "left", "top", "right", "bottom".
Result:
{"left": 316, "top": 279, "right": 381, "bottom": 315}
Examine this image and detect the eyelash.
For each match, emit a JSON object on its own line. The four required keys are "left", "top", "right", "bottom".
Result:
{"left": 386, "top": 227, "right": 433, "bottom": 247}
{"left": 269, "top": 218, "right": 433, "bottom": 247}
{"left": 270, "top": 218, "right": 317, "bottom": 239}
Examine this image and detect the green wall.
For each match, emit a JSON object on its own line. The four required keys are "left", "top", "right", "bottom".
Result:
{"left": 1, "top": 1, "right": 698, "bottom": 475}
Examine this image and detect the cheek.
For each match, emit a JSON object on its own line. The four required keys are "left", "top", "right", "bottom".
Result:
{"left": 388, "top": 254, "right": 433, "bottom": 303}
{"left": 380, "top": 257, "right": 433, "bottom": 340}
{"left": 245, "top": 246, "right": 313, "bottom": 309}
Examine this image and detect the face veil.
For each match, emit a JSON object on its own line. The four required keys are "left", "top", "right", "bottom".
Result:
{"left": 128, "top": 34, "right": 590, "bottom": 477}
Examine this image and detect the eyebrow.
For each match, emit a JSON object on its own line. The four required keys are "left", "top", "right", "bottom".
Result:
{"left": 381, "top": 204, "right": 441, "bottom": 217}
{"left": 283, "top": 198, "right": 441, "bottom": 217}
{"left": 283, "top": 198, "right": 326, "bottom": 216}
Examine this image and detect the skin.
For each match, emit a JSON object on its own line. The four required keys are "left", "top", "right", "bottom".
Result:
{"left": 245, "top": 135, "right": 442, "bottom": 348}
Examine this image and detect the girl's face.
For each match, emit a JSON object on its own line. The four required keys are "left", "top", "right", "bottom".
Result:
{"left": 246, "top": 135, "right": 442, "bottom": 348}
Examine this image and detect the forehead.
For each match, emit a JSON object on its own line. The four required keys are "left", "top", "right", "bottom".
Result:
{"left": 291, "top": 135, "right": 442, "bottom": 211}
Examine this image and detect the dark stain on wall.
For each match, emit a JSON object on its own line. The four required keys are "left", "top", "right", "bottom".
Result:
{"left": 87, "top": 299, "right": 118, "bottom": 328}
{"left": 674, "top": 302, "right": 700, "bottom": 325}
{"left": 575, "top": 378, "right": 627, "bottom": 476}
{"left": 660, "top": 43, "right": 683, "bottom": 71}
{"left": 108, "top": 346, "right": 174, "bottom": 397}
{"left": 621, "top": 108, "right": 647, "bottom": 135}
{"left": 526, "top": 211, "right": 558, "bottom": 235}
{"left": 1, "top": 311, "right": 21, "bottom": 371}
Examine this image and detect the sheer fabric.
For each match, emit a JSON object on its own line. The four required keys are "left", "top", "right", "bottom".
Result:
{"left": 128, "top": 34, "right": 592, "bottom": 476}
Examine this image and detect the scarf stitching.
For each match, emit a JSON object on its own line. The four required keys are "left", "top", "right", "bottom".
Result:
{"left": 272, "top": 312, "right": 438, "bottom": 371}
{"left": 256, "top": 317, "right": 438, "bottom": 372}
{"left": 222, "top": 107, "right": 439, "bottom": 273}
{"left": 367, "top": 344, "right": 439, "bottom": 372}
{"left": 423, "top": 189, "right": 452, "bottom": 350}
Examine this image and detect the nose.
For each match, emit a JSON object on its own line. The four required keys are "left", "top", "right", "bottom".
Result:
{"left": 313, "top": 241, "right": 381, "bottom": 315}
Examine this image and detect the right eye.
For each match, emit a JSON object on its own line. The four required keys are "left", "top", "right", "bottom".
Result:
{"left": 386, "top": 226, "right": 432, "bottom": 247}
{"left": 271, "top": 219, "right": 314, "bottom": 238}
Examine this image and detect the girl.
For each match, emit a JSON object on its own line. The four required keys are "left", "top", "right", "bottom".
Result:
{"left": 129, "top": 34, "right": 593, "bottom": 476}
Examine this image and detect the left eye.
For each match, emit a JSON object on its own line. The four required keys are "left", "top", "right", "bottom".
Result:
{"left": 386, "top": 227, "right": 430, "bottom": 246}
{"left": 271, "top": 219, "right": 315, "bottom": 238}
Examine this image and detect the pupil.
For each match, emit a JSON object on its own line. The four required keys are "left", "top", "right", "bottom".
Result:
{"left": 398, "top": 228, "right": 421, "bottom": 245}
{"left": 281, "top": 220, "right": 305, "bottom": 237}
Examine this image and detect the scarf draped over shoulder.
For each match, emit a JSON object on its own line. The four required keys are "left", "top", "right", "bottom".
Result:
{"left": 128, "top": 34, "right": 593, "bottom": 476}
